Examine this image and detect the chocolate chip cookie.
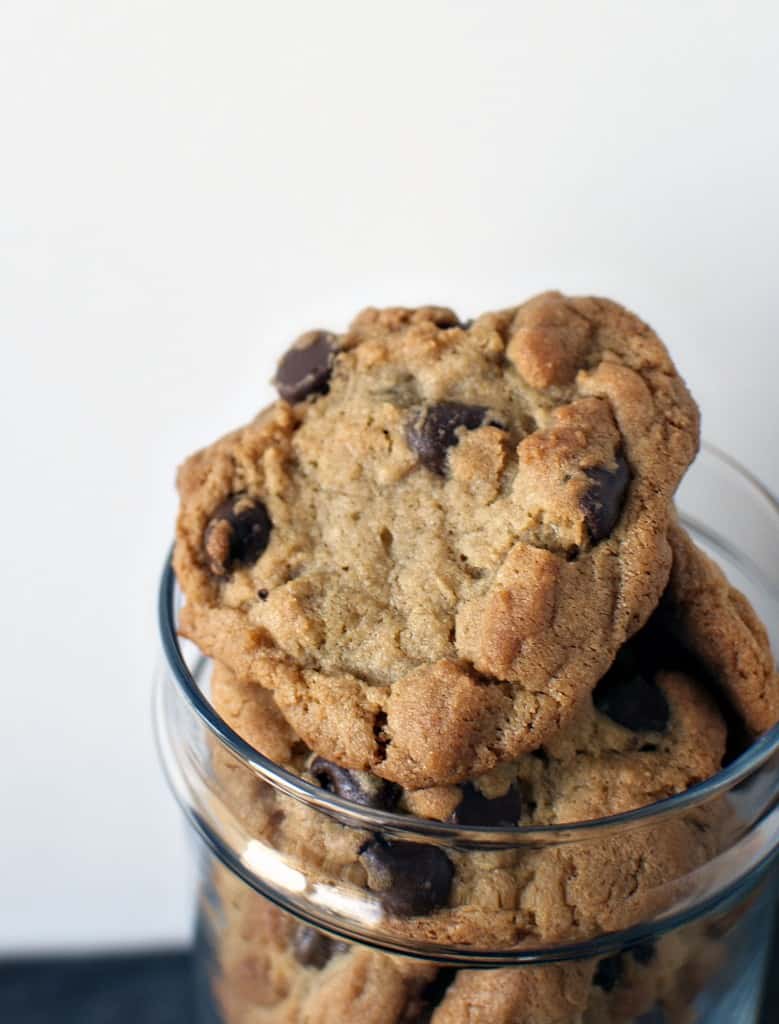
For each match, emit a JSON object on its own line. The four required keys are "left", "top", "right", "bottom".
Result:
{"left": 213, "top": 872, "right": 439, "bottom": 1024}
{"left": 175, "top": 292, "right": 700, "bottom": 787}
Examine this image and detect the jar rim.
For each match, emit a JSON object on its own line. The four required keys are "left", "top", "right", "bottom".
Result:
{"left": 159, "top": 442, "right": 779, "bottom": 844}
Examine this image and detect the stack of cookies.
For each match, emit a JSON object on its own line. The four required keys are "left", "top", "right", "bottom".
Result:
{"left": 174, "top": 292, "right": 778, "bottom": 1024}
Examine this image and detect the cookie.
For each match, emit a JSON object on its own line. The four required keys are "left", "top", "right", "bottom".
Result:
{"left": 662, "top": 520, "right": 779, "bottom": 735}
{"left": 175, "top": 291, "right": 700, "bottom": 787}
{"left": 207, "top": 619, "right": 727, "bottom": 947}
{"left": 213, "top": 866, "right": 439, "bottom": 1024}
{"left": 434, "top": 928, "right": 715, "bottom": 1024}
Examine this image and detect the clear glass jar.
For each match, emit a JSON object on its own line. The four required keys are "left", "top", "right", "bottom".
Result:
{"left": 155, "top": 445, "right": 779, "bottom": 1024}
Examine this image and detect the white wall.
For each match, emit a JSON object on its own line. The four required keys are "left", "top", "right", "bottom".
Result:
{"left": 1, "top": 1, "right": 777, "bottom": 953}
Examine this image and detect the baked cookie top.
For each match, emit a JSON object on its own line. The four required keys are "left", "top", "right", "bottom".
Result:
{"left": 175, "top": 291, "right": 700, "bottom": 786}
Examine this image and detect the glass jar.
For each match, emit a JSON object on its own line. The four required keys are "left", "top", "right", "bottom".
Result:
{"left": 155, "top": 445, "right": 779, "bottom": 1024}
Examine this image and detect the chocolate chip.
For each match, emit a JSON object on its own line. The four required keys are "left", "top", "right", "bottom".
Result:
{"left": 257, "top": 588, "right": 269, "bottom": 600}
{"left": 581, "top": 453, "right": 631, "bottom": 543}
{"left": 274, "top": 330, "right": 337, "bottom": 403}
{"left": 593, "top": 954, "right": 623, "bottom": 992}
{"left": 430, "top": 310, "right": 462, "bottom": 328}
{"left": 204, "top": 495, "right": 272, "bottom": 576}
{"left": 359, "top": 838, "right": 454, "bottom": 917}
{"left": 411, "top": 968, "right": 458, "bottom": 1022}
{"left": 421, "top": 967, "right": 457, "bottom": 1005}
{"left": 310, "top": 757, "right": 400, "bottom": 810}
{"left": 450, "top": 783, "right": 522, "bottom": 826}
{"left": 372, "top": 710, "right": 391, "bottom": 762}
{"left": 292, "top": 924, "right": 348, "bottom": 969}
{"left": 406, "top": 402, "right": 495, "bottom": 474}
{"left": 593, "top": 650, "right": 670, "bottom": 732}
{"left": 630, "top": 940, "right": 656, "bottom": 965}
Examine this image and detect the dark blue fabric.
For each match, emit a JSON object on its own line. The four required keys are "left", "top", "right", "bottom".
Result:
{"left": 0, "top": 952, "right": 194, "bottom": 1023}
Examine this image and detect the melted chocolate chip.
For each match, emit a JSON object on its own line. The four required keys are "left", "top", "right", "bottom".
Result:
{"left": 359, "top": 839, "right": 454, "bottom": 917}
{"left": 406, "top": 402, "right": 494, "bottom": 474}
{"left": 450, "top": 783, "right": 522, "bottom": 826}
{"left": 204, "top": 496, "right": 272, "bottom": 576}
{"left": 593, "top": 649, "right": 670, "bottom": 732}
{"left": 292, "top": 924, "right": 348, "bottom": 969}
{"left": 274, "top": 330, "right": 337, "bottom": 403}
{"left": 310, "top": 757, "right": 400, "bottom": 810}
{"left": 581, "top": 453, "right": 631, "bottom": 543}
{"left": 593, "top": 954, "right": 623, "bottom": 992}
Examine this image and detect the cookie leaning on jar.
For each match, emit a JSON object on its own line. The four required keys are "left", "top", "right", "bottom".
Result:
{"left": 174, "top": 292, "right": 701, "bottom": 787}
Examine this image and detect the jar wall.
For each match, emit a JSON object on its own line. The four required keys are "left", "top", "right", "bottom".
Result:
{"left": 191, "top": 845, "right": 777, "bottom": 1024}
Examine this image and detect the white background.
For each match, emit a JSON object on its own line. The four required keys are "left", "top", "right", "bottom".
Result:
{"left": 1, "top": 1, "right": 778, "bottom": 954}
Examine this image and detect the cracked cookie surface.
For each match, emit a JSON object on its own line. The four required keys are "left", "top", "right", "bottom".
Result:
{"left": 175, "top": 291, "right": 700, "bottom": 786}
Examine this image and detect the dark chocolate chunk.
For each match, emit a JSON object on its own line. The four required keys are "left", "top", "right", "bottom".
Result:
{"left": 274, "top": 330, "right": 337, "bottom": 403}
{"left": 430, "top": 315, "right": 473, "bottom": 330}
{"left": 581, "top": 453, "right": 631, "bottom": 542}
{"left": 630, "top": 939, "right": 656, "bottom": 965}
{"left": 406, "top": 402, "right": 494, "bottom": 474}
{"left": 450, "top": 782, "right": 522, "bottom": 826}
{"left": 430, "top": 310, "right": 462, "bottom": 329}
{"left": 593, "top": 954, "right": 623, "bottom": 992}
{"left": 204, "top": 495, "right": 272, "bottom": 576}
{"left": 411, "top": 968, "right": 458, "bottom": 1022}
{"left": 359, "top": 838, "right": 454, "bottom": 917}
{"left": 292, "top": 924, "right": 348, "bottom": 969}
{"left": 593, "top": 649, "right": 670, "bottom": 733}
{"left": 310, "top": 757, "right": 400, "bottom": 810}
